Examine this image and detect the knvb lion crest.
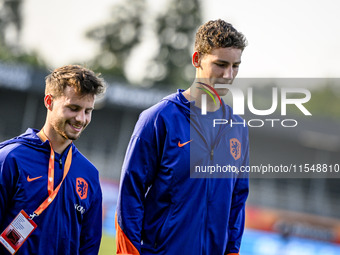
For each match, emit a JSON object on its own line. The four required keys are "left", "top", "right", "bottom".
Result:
{"left": 76, "top": 178, "right": 88, "bottom": 200}
{"left": 230, "top": 138, "right": 241, "bottom": 160}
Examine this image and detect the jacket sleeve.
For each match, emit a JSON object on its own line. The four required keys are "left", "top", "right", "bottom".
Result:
{"left": 225, "top": 131, "right": 250, "bottom": 255}
{"left": 116, "top": 111, "right": 161, "bottom": 255}
{"left": 0, "top": 149, "right": 18, "bottom": 231}
{"left": 79, "top": 183, "right": 103, "bottom": 255}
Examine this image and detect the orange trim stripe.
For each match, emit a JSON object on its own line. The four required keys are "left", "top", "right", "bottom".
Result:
{"left": 115, "top": 213, "right": 140, "bottom": 255}
{"left": 227, "top": 253, "right": 239, "bottom": 255}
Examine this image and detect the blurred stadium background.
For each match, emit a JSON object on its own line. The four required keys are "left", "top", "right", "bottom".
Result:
{"left": 1, "top": 0, "right": 340, "bottom": 254}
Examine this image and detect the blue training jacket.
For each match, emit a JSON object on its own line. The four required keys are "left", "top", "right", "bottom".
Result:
{"left": 0, "top": 129, "right": 102, "bottom": 255}
{"left": 116, "top": 90, "right": 249, "bottom": 255}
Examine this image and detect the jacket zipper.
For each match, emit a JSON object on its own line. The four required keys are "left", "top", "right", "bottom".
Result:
{"left": 189, "top": 102, "right": 236, "bottom": 254}
{"left": 59, "top": 158, "right": 63, "bottom": 168}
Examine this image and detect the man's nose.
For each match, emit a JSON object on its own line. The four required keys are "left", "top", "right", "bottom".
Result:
{"left": 75, "top": 111, "right": 85, "bottom": 123}
{"left": 223, "top": 67, "right": 233, "bottom": 79}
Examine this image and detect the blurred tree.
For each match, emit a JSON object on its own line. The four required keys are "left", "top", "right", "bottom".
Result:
{"left": 87, "top": 0, "right": 202, "bottom": 88}
{"left": 0, "top": 0, "right": 22, "bottom": 58}
{"left": 304, "top": 85, "right": 340, "bottom": 118}
{"left": 86, "top": 0, "right": 145, "bottom": 80}
{"left": 0, "top": 0, "right": 22, "bottom": 44}
{"left": 0, "top": 0, "right": 44, "bottom": 66}
{"left": 146, "top": 0, "right": 201, "bottom": 87}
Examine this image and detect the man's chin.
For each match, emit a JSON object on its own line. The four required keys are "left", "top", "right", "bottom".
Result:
{"left": 62, "top": 130, "right": 82, "bottom": 141}
{"left": 215, "top": 88, "right": 229, "bottom": 97}
{"left": 67, "top": 133, "right": 81, "bottom": 141}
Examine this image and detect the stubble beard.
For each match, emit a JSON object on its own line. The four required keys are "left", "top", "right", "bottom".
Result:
{"left": 53, "top": 119, "right": 86, "bottom": 142}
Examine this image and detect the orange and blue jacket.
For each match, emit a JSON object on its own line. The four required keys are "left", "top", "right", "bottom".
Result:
{"left": 116, "top": 90, "right": 249, "bottom": 255}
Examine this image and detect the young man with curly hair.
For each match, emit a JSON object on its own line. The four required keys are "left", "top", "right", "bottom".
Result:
{"left": 0, "top": 65, "right": 106, "bottom": 255}
{"left": 116, "top": 19, "right": 249, "bottom": 255}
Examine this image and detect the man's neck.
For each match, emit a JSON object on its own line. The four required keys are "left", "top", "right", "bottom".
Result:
{"left": 39, "top": 125, "right": 72, "bottom": 154}
{"left": 182, "top": 86, "right": 221, "bottom": 112}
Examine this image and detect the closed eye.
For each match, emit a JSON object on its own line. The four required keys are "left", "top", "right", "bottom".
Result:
{"left": 215, "top": 63, "right": 225, "bottom": 67}
{"left": 68, "top": 106, "right": 79, "bottom": 111}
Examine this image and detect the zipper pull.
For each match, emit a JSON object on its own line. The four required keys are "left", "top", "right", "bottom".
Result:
{"left": 210, "top": 149, "right": 214, "bottom": 160}
{"left": 59, "top": 158, "right": 63, "bottom": 168}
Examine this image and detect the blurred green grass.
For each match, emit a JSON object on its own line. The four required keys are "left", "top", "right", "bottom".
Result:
{"left": 99, "top": 233, "right": 116, "bottom": 255}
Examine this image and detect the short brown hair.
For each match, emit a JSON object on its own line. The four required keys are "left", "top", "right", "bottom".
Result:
{"left": 45, "top": 65, "right": 106, "bottom": 98}
{"left": 194, "top": 19, "right": 247, "bottom": 54}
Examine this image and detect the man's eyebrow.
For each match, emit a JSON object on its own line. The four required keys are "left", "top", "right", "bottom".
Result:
{"left": 215, "top": 59, "right": 242, "bottom": 65}
{"left": 68, "top": 104, "right": 94, "bottom": 110}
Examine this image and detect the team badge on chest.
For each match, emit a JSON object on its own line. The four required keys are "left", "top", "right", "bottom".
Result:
{"left": 230, "top": 138, "right": 241, "bottom": 160}
{"left": 76, "top": 178, "right": 88, "bottom": 200}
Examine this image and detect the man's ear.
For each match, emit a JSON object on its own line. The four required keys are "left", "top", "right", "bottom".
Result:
{"left": 44, "top": 94, "right": 53, "bottom": 110}
{"left": 192, "top": 51, "right": 201, "bottom": 68}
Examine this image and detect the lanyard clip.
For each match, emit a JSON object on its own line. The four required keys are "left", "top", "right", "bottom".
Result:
{"left": 29, "top": 212, "right": 38, "bottom": 220}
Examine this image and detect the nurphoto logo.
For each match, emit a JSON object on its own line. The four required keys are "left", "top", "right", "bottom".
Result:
{"left": 200, "top": 84, "right": 312, "bottom": 128}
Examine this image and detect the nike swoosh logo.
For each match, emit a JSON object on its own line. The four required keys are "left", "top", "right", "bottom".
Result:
{"left": 178, "top": 140, "right": 192, "bottom": 147}
{"left": 27, "top": 175, "right": 43, "bottom": 182}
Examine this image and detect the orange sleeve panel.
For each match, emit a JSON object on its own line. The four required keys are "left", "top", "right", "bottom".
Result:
{"left": 227, "top": 253, "right": 239, "bottom": 255}
{"left": 115, "top": 213, "right": 140, "bottom": 255}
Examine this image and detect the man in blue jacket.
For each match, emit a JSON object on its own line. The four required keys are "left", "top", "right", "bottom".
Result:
{"left": 116, "top": 19, "right": 249, "bottom": 255}
{"left": 0, "top": 65, "right": 105, "bottom": 254}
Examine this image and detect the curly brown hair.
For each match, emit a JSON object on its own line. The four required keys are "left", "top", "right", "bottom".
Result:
{"left": 194, "top": 19, "right": 247, "bottom": 54}
{"left": 45, "top": 65, "right": 106, "bottom": 98}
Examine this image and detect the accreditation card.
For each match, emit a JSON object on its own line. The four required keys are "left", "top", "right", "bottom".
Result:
{"left": 0, "top": 210, "right": 37, "bottom": 254}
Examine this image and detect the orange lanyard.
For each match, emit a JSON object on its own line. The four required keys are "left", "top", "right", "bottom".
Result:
{"left": 30, "top": 130, "right": 72, "bottom": 219}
